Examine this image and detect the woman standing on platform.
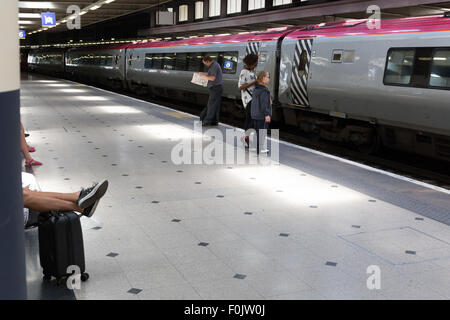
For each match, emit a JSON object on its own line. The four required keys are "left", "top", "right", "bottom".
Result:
{"left": 238, "top": 54, "right": 258, "bottom": 148}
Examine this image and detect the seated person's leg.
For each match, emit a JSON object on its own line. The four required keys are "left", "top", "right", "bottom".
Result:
{"left": 22, "top": 180, "right": 108, "bottom": 217}
{"left": 23, "top": 188, "right": 81, "bottom": 213}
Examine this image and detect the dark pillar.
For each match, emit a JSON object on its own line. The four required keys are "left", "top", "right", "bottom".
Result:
{"left": 188, "top": 1, "right": 195, "bottom": 22}
{"left": 220, "top": 0, "right": 227, "bottom": 18}
{"left": 150, "top": 10, "right": 156, "bottom": 28}
{"left": 0, "top": 0, "right": 27, "bottom": 300}
{"left": 241, "top": 0, "right": 249, "bottom": 14}
{"left": 265, "top": 0, "right": 273, "bottom": 11}
{"left": 203, "top": 0, "right": 209, "bottom": 21}
{"left": 173, "top": 0, "right": 180, "bottom": 24}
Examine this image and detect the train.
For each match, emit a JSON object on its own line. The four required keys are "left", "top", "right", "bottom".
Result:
{"left": 26, "top": 15, "right": 450, "bottom": 162}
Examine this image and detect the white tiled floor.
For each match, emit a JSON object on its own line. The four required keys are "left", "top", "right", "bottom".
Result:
{"left": 21, "top": 76, "right": 450, "bottom": 300}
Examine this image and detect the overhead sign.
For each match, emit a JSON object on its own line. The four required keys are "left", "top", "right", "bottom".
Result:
{"left": 19, "top": 30, "right": 26, "bottom": 39}
{"left": 41, "top": 12, "right": 56, "bottom": 27}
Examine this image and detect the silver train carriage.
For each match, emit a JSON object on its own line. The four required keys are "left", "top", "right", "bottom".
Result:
{"left": 24, "top": 15, "right": 450, "bottom": 161}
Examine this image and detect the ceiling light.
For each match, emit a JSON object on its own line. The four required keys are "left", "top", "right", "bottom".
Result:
{"left": 18, "top": 1, "right": 57, "bottom": 9}
{"left": 90, "top": 5, "right": 101, "bottom": 10}
{"left": 18, "top": 13, "right": 41, "bottom": 18}
{"left": 18, "top": 20, "right": 34, "bottom": 24}
{"left": 104, "top": 0, "right": 115, "bottom": 3}
{"left": 80, "top": 11, "right": 87, "bottom": 15}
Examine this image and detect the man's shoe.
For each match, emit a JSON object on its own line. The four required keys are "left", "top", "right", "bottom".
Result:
{"left": 78, "top": 179, "right": 109, "bottom": 209}
{"left": 83, "top": 199, "right": 100, "bottom": 218}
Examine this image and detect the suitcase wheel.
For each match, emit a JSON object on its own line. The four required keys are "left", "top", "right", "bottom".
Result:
{"left": 81, "top": 273, "right": 89, "bottom": 282}
{"left": 43, "top": 275, "right": 52, "bottom": 282}
{"left": 56, "top": 277, "right": 66, "bottom": 286}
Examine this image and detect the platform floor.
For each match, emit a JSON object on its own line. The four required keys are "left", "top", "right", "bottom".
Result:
{"left": 21, "top": 74, "right": 450, "bottom": 300}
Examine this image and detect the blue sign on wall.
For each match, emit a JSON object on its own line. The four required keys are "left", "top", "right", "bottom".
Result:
{"left": 19, "top": 30, "right": 26, "bottom": 39}
{"left": 41, "top": 12, "right": 56, "bottom": 27}
{"left": 224, "top": 60, "right": 233, "bottom": 70}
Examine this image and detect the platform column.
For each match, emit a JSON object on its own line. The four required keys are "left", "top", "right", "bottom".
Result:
{"left": 0, "top": 0, "right": 27, "bottom": 300}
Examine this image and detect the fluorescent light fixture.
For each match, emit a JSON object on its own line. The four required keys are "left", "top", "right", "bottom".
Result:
{"left": 18, "top": 20, "right": 34, "bottom": 24}
{"left": 90, "top": 5, "right": 101, "bottom": 10}
{"left": 104, "top": 0, "right": 116, "bottom": 3}
{"left": 18, "top": 1, "right": 57, "bottom": 9}
{"left": 18, "top": 13, "right": 41, "bottom": 18}
{"left": 80, "top": 11, "right": 88, "bottom": 15}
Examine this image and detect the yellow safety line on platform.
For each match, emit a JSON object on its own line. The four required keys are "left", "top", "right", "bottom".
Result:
{"left": 164, "top": 111, "right": 193, "bottom": 118}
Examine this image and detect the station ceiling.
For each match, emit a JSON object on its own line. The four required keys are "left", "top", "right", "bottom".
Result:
{"left": 19, "top": 0, "right": 169, "bottom": 33}
{"left": 19, "top": 0, "right": 450, "bottom": 45}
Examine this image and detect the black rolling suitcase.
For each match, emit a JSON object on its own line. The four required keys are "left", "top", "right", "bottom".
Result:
{"left": 38, "top": 211, "right": 89, "bottom": 285}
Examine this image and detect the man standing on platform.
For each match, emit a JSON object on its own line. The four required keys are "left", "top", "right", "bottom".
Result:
{"left": 199, "top": 56, "right": 223, "bottom": 126}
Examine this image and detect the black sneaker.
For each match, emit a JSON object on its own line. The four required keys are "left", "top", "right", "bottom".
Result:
{"left": 83, "top": 199, "right": 100, "bottom": 218}
{"left": 77, "top": 179, "right": 108, "bottom": 209}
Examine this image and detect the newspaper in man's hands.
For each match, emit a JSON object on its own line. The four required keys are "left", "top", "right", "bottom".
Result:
{"left": 191, "top": 73, "right": 208, "bottom": 87}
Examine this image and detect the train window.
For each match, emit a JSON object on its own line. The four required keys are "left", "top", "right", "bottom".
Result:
{"left": 102, "top": 55, "right": 112, "bottom": 66}
{"left": 175, "top": 53, "right": 187, "bottom": 71}
{"left": 163, "top": 53, "right": 175, "bottom": 70}
{"left": 298, "top": 50, "right": 308, "bottom": 77}
{"left": 410, "top": 48, "right": 433, "bottom": 87}
{"left": 187, "top": 52, "right": 202, "bottom": 72}
{"left": 206, "top": 52, "right": 219, "bottom": 62}
{"left": 144, "top": 53, "right": 153, "bottom": 69}
{"left": 384, "top": 49, "right": 415, "bottom": 85}
{"left": 429, "top": 49, "right": 450, "bottom": 89}
{"left": 152, "top": 54, "right": 163, "bottom": 69}
{"left": 222, "top": 51, "right": 238, "bottom": 74}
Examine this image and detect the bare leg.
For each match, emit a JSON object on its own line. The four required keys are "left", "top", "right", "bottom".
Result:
{"left": 25, "top": 189, "right": 80, "bottom": 203}
{"left": 23, "top": 188, "right": 83, "bottom": 212}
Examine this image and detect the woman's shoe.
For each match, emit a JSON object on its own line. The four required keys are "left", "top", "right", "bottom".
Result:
{"left": 28, "top": 147, "right": 36, "bottom": 153}
{"left": 241, "top": 136, "right": 249, "bottom": 148}
{"left": 25, "top": 159, "right": 42, "bottom": 166}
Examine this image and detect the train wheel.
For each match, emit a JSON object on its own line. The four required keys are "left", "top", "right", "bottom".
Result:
{"left": 357, "top": 134, "right": 381, "bottom": 155}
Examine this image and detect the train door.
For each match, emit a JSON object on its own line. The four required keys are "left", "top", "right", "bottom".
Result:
{"left": 126, "top": 48, "right": 134, "bottom": 74}
{"left": 290, "top": 38, "right": 313, "bottom": 107}
{"left": 124, "top": 48, "right": 134, "bottom": 88}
